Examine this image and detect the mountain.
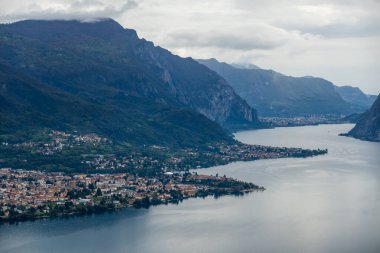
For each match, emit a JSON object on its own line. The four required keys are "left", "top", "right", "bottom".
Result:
{"left": 0, "top": 61, "right": 233, "bottom": 148}
{"left": 334, "top": 85, "right": 377, "bottom": 111}
{"left": 0, "top": 19, "right": 258, "bottom": 133}
{"left": 198, "top": 58, "right": 370, "bottom": 117}
{"left": 347, "top": 94, "right": 380, "bottom": 142}
{"left": 0, "top": 19, "right": 260, "bottom": 147}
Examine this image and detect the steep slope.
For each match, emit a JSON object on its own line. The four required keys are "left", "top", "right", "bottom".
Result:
{"left": 0, "top": 61, "right": 232, "bottom": 147}
{"left": 198, "top": 58, "right": 357, "bottom": 117}
{"left": 0, "top": 19, "right": 258, "bottom": 129}
{"left": 334, "top": 85, "right": 377, "bottom": 111}
{"left": 347, "top": 94, "right": 380, "bottom": 142}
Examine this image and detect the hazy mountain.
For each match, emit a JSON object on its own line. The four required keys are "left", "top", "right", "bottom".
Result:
{"left": 198, "top": 58, "right": 370, "bottom": 117}
{"left": 0, "top": 19, "right": 261, "bottom": 147}
{"left": 334, "top": 85, "right": 377, "bottom": 111}
{"left": 347, "top": 94, "right": 380, "bottom": 142}
{"left": 0, "top": 19, "right": 258, "bottom": 132}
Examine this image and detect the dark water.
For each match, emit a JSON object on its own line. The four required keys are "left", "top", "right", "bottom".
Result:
{"left": 1, "top": 124, "right": 379, "bottom": 253}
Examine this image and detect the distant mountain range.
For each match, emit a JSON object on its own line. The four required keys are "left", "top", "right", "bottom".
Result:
{"left": 347, "top": 94, "right": 380, "bottom": 142}
{"left": 198, "top": 58, "right": 376, "bottom": 117}
{"left": 334, "top": 86, "right": 377, "bottom": 112}
{"left": 0, "top": 19, "right": 259, "bottom": 147}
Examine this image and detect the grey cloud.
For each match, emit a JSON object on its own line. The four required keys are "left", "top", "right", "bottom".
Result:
{"left": 234, "top": 0, "right": 379, "bottom": 7}
{"left": 232, "top": 0, "right": 380, "bottom": 38}
{"left": 287, "top": 22, "right": 380, "bottom": 38}
{"left": 272, "top": 6, "right": 380, "bottom": 38}
{"left": 165, "top": 30, "right": 284, "bottom": 51}
{"left": 1, "top": 0, "right": 138, "bottom": 22}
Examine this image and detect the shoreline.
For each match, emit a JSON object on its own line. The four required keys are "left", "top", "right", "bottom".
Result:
{"left": 0, "top": 169, "right": 264, "bottom": 225}
{"left": 0, "top": 188, "right": 262, "bottom": 225}
{"left": 0, "top": 143, "right": 327, "bottom": 225}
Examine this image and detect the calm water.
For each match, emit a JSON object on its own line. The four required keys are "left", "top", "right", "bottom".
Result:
{"left": 1, "top": 124, "right": 379, "bottom": 253}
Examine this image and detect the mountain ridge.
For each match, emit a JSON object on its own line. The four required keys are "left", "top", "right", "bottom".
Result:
{"left": 197, "top": 58, "right": 375, "bottom": 117}
{"left": 334, "top": 85, "right": 377, "bottom": 111}
{"left": 0, "top": 19, "right": 258, "bottom": 130}
{"left": 0, "top": 19, "right": 260, "bottom": 148}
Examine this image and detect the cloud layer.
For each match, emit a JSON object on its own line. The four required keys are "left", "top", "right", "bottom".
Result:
{"left": 1, "top": 0, "right": 137, "bottom": 21}
{"left": 0, "top": 0, "right": 379, "bottom": 93}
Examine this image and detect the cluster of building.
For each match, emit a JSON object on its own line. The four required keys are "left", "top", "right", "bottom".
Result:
{"left": 2, "top": 130, "right": 110, "bottom": 156}
{"left": 82, "top": 154, "right": 160, "bottom": 171}
{"left": 202, "top": 143, "right": 327, "bottom": 162}
{"left": 0, "top": 130, "right": 327, "bottom": 222}
{"left": 261, "top": 116, "right": 343, "bottom": 127}
{"left": 1, "top": 129, "right": 327, "bottom": 175}
{"left": 81, "top": 143, "right": 327, "bottom": 172}
{"left": 0, "top": 168, "right": 254, "bottom": 221}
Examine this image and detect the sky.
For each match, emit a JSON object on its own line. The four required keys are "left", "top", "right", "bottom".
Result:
{"left": 1, "top": 0, "right": 379, "bottom": 94}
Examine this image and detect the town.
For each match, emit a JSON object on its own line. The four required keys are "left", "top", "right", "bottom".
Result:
{"left": 261, "top": 115, "right": 347, "bottom": 127}
{"left": 0, "top": 168, "right": 262, "bottom": 222}
{"left": 0, "top": 130, "right": 328, "bottom": 223}
{"left": 0, "top": 130, "right": 328, "bottom": 175}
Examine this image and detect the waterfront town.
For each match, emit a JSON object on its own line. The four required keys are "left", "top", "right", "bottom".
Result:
{"left": 0, "top": 130, "right": 328, "bottom": 222}
{"left": 0, "top": 130, "right": 328, "bottom": 174}
{"left": 260, "top": 116, "right": 346, "bottom": 127}
{"left": 0, "top": 168, "right": 262, "bottom": 222}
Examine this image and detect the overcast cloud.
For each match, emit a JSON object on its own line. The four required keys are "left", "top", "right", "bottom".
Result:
{"left": 0, "top": 0, "right": 379, "bottom": 94}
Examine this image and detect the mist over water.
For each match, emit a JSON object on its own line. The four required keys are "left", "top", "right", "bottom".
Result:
{"left": 1, "top": 124, "right": 379, "bottom": 253}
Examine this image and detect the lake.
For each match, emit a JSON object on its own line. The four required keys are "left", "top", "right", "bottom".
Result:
{"left": 1, "top": 124, "right": 379, "bottom": 253}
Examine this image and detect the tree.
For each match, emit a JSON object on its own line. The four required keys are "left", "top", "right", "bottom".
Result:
{"left": 96, "top": 188, "right": 102, "bottom": 196}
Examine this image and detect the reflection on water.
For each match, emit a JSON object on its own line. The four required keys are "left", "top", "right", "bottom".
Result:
{"left": 1, "top": 124, "right": 379, "bottom": 253}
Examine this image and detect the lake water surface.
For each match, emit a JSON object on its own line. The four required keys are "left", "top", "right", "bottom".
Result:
{"left": 1, "top": 124, "right": 379, "bottom": 253}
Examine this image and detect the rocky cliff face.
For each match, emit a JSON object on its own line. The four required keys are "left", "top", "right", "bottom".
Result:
{"left": 0, "top": 19, "right": 258, "bottom": 129}
{"left": 130, "top": 40, "right": 258, "bottom": 128}
{"left": 348, "top": 94, "right": 380, "bottom": 142}
{"left": 198, "top": 58, "right": 367, "bottom": 117}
